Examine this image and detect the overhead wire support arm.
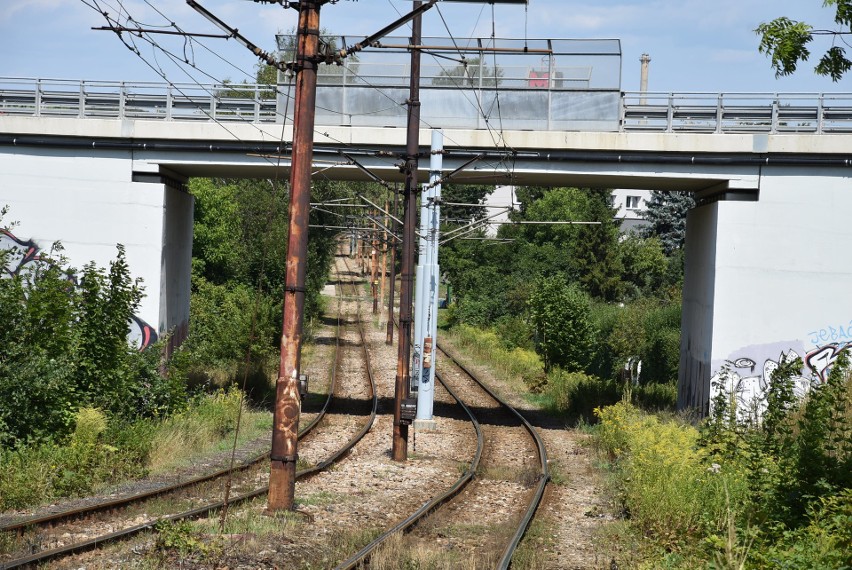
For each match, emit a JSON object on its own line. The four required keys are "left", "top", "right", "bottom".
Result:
{"left": 357, "top": 194, "right": 404, "bottom": 228}
{"left": 185, "top": 0, "right": 287, "bottom": 70}
{"left": 337, "top": 0, "right": 439, "bottom": 59}
{"left": 340, "top": 153, "right": 396, "bottom": 192}
{"left": 91, "top": 26, "right": 231, "bottom": 38}
{"left": 423, "top": 153, "right": 485, "bottom": 190}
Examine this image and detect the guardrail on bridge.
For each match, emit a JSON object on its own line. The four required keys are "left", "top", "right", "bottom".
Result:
{"left": 2, "top": 77, "right": 852, "bottom": 134}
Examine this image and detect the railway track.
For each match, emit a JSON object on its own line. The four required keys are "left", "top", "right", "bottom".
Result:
{"left": 0, "top": 250, "right": 377, "bottom": 570}
{"left": 333, "top": 320, "right": 549, "bottom": 569}
{"left": 1, "top": 244, "right": 550, "bottom": 569}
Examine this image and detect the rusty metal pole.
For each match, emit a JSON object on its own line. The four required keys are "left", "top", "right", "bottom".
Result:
{"left": 392, "top": 0, "right": 423, "bottom": 462}
{"left": 386, "top": 186, "right": 399, "bottom": 345}
{"left": 268, "top": 0, "right": 322, "bottom": 512}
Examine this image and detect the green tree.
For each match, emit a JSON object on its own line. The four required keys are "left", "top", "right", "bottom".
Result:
{"left": 441, "top": 183, "right": 494, "bottom": 224}
{"left": 570, "top": 189, "right": 624, "bottom": 301}
{"left": 640, "top": 190, "right": 694, "bottom": 255}
{"left": 528, "top": 276, "right": 595, "bottom": 373}
{"left": 757, "top": 2, "right": 852, "bottom": 80}
{"left": 619, "top": 234, "right": 668, "bottom": 298}
{"left": 432, "top": 57, "right": 503, "bottom": 87}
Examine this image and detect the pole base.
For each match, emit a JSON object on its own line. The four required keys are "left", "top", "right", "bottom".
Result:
{"left": 413, "top": 419, "right": 438, "bottom": 431}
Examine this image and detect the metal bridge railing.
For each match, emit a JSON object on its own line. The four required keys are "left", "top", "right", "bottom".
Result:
{"left": 621, "top": 91, "right": 852, "bottom": 134}
{"left": 3, "top": 78, "right": 852, "bottom": 134}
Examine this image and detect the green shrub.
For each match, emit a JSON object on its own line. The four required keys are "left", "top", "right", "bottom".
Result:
{"left": 595, "top": 402, "right": 748, "bottom": 550}
{"left": 0, "top": 243, "right": 172, "bottom": 448}
{"left": 528, "top": 276, "right": 595, "bottom": 373}
{"left": 595, "top": 356, "right": 852, "bottom": 566}
{"left": 640, "top": 302, "right": 682, "bottom": 384}
{"left": 545, "top": 370, "right": 619, "bottom": 423}
{"left": 494, "top": 315, "right": 535, "bottom": 351}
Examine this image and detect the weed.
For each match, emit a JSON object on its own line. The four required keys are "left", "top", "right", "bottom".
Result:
{"left": 154, "top": 520, "right": 211, "bottom": 557}
{"left": 511, "top": 518, "right": 553, "bottom": 570}
{"left": 548, "top": 460, "right": 569, "bottom": 486}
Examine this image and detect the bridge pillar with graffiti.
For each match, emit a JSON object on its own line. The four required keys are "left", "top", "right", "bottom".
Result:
{"left": 678, "top": 165, "right": 852, "bottom": 418}
{"left": 0, "top": 148, "right": 193, "bottom": 351}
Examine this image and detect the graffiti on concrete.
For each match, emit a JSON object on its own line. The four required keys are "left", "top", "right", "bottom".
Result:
{"left": 805, "top": 341, "right": 852, "bottom": 382}
{"left": 709, "top": 349, "right": 813, "bottom": 421}
{"left": 807, "top": 323, "right": 852, "bottom": 346}
{"left": 710, "top": 334, "right": 851, "bottom": 421}
{"left": 1, "top": 229, "right": 158, "bottom": 349}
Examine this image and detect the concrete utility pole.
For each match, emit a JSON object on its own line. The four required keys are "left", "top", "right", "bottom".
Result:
{"left": 371, "top": 210, "right": 379, "bottom": 314}
{"left": 269, "top": 0, "right": 324, "bottom": 513}
{"left": 392, "top": 0, "right": 424, "bottom": 462}
{"left": 413, "top": 129, "right": 442, "bottom": 427}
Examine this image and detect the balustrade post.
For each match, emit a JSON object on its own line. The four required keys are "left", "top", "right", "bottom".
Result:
{"left": 666, "top": 93, "right": 674, "bottom": 132}
{"left": 715, "top": 93, "right": 722, "bottom": 133}
{"left": 35, "top": 79, "right": 42, "bottom": 117}
{"left": 79, "top": 81, "right": 85, "bottom": 119}
{"left": 255, "top": 84, "right": 260, "bottom": 123}
{"left": 817, "top": 94, "right": 824, "bottom": 134}
{"left": 771, "top": 95, "right": 779, "bottom": 134}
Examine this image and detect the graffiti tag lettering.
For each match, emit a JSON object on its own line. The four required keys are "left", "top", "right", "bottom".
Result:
{"left": 805, "top": 341, "right": 851, "bottom": 382}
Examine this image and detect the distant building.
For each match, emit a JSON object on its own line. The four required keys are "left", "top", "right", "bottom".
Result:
{"left": 610, "top": 189, "right": 651, "bottom": 232}
{"left": 482, "top": 187, "right": 651, "bottom": 235}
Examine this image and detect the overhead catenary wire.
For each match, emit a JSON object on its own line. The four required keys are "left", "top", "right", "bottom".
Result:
{"left": 78, "top": 0, "right": 532, "bottom": 243}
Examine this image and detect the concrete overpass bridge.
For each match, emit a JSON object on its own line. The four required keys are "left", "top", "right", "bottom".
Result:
{"left": 2, "top": 70, "right": 852, "bottom": 415}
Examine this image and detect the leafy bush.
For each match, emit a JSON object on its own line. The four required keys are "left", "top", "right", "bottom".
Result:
{"left": 0, "top": 411, "right": 153, "bottom": 509}
{"left": 595, "top": 354, "right": 852, "bottom": 566}
{"left": 640, "top": 302, "right": 682, "bottom": 384}
{"left": 595, "top": 402, "right": 748, "bottom": 551}
{"left": 544, "top": 370, "right": 619, "bottom": 423}
{"left": 0, "top": 243, "right": 180, "bottom": 447}
{"left": 528, "top": 276, "right": 595, "bottom": 373}
{"left": 493, "top": 315, "right": 535, "bottom": 351}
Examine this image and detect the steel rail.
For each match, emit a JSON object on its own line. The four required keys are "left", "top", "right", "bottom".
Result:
{"left": 333, "top": 368, "right": 484, "bottom": 570}
{"left": 335, "top": 316, "right": 548, "bottom": 569}
{"left": 437, "top": 341, "right": 550, "bottom": 570}
{"left": 0, "top": 253, "right": 376, "bottom": 569}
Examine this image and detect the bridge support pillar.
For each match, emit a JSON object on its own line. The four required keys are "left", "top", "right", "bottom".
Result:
{"left": 0, "top": 150, "right": 193, "bottom": 351}
{"left": 679, "top": 166, "right": 852, "bottom": 417}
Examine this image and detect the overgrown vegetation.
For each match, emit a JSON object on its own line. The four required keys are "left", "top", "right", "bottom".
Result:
{"left": 0, "top": 239, "right": 184, "bottom": 448}
{"left": 0, "top": 172, "right": 347, "bottom": 509}
{"left": 441, "top": 185, "right": 684, "bottom": 418}
{"left": 0, "top": 389, "right": 268, "bottom": 510}
{"left": 593, "top": 355, "right": 852, "bottom": 567}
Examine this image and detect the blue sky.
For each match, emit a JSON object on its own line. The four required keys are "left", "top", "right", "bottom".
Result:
{"left": 1, "top": 0, "right": 850, "bottom": 93}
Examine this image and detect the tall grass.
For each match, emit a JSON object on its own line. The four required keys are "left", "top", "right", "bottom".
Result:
{"left": 148, "top": 389, "right": 270, "bottom": 473}
{"left": 0, "top": 389, "right": 271, "bottom": 510}
{"left": 595, "top": 402, "right": 748, "bottom": 553}
{"left": 446, "top": 324, "right": 544, "bottom": 389}
{"left": 594, "top": 359, "right": 852, "bottom": 567}
{"left": 444, "top": 324, "right": 676, "bottom": 422}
